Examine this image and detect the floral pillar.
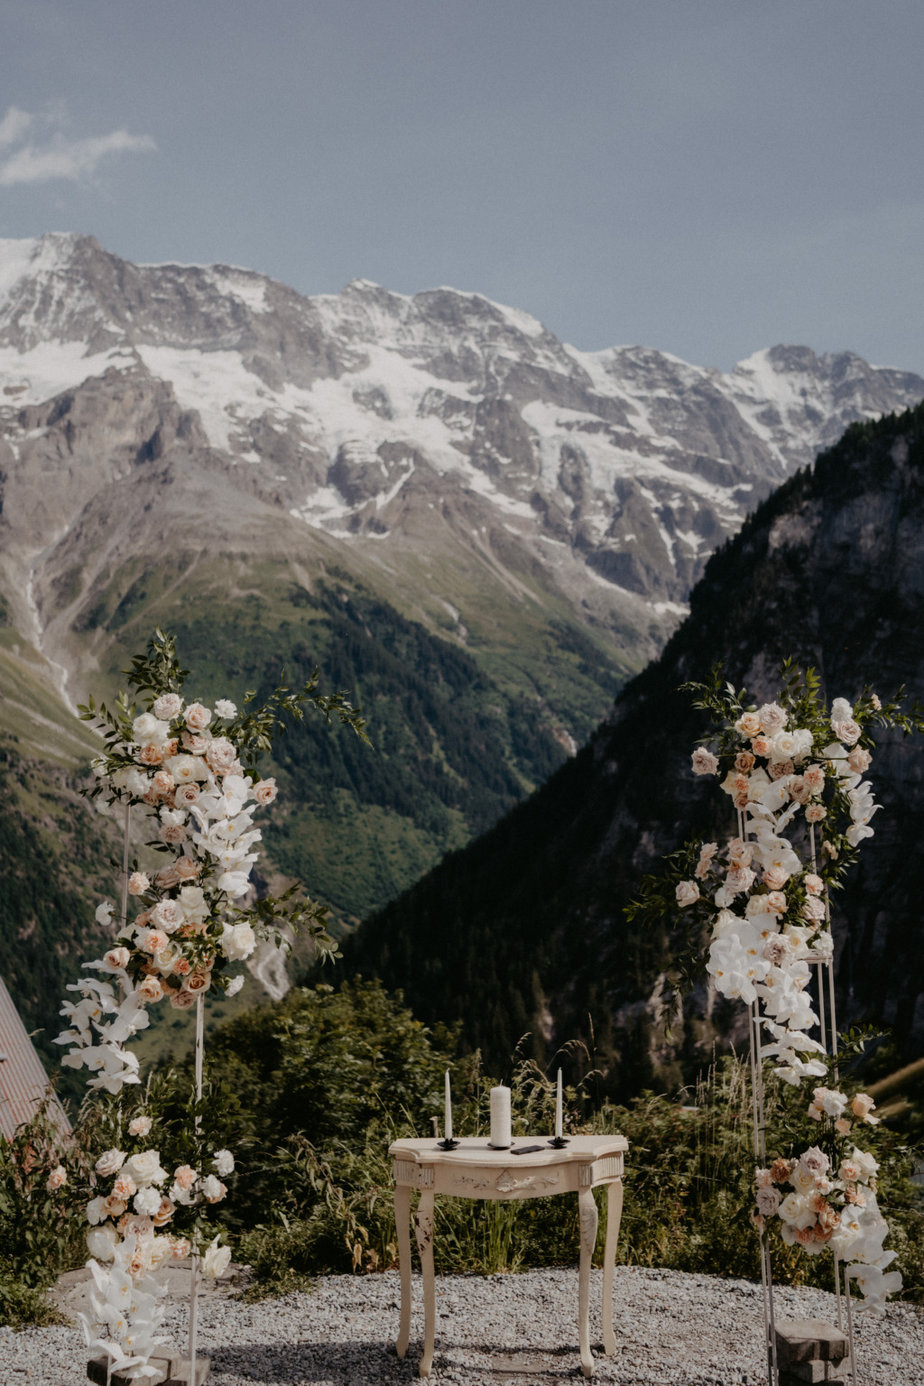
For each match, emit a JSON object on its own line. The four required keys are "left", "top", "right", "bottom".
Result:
{"left": 54, "top": 631, "right": 362, "bottom": 1382}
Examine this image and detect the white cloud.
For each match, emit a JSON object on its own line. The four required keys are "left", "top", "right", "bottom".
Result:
{"left": 0, "top": 106, "right": 34, "bottom": 149}
{"left": 0, "top": 108, "right": 156, "bottom": 186}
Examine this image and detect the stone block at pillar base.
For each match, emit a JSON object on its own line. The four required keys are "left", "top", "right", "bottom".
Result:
{"left": 775, "top": 1318, "right": 850, "bottom": 1363}
{"left": 779, "top": 1359, "right": 853, "bottom": 1385}
{"left": 88, "top": 1354, "right": 211, "bottom": 1386}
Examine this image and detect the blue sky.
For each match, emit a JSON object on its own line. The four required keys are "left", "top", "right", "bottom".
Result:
{"left": 1, "top": 0, "right": 923, "bottom": 374}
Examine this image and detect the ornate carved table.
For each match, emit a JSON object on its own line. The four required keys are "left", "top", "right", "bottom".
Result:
{"left": 390, "top": 1133, "right": 628, "bottom": 1379}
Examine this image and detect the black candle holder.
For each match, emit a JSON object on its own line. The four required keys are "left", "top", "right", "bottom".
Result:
{"left": 437, "top": 1137, "right": 460, "bottom": 1150}
{"left": 548, "top": 1136, "right": 570, "bottom": 1148}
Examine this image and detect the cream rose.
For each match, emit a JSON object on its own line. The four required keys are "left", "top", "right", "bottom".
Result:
{"left": 675, "top": 880, "right": 700, "bottom": 908}
{"left": 253, "top": 777, "right": 279, "bottom": 805}
{"left": 735, "top": 712, "right": 762, "bottom": 738}
{"left": 691, "top": 748, "right": 719, "bottom": 776}
{"left": 152, "top": 692, "right": 184, "bottom": 720}
{"left": 95, "top": 1148, "right": 126, "bottom": 1178}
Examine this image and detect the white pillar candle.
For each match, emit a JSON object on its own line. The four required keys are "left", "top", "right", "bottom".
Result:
{"left": 444, "top": 1069, "right": 453, "bottom": 1141}
{"left": 489, "top": 1085, "right": 511, "bottom": 1148}
{"left": 555, "top": 1068, "right": 563, "bottom": 1140}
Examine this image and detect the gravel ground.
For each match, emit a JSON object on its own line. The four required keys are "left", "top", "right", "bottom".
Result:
{"left": 2, "top": 1266, "right": 922, "bottom": 1386}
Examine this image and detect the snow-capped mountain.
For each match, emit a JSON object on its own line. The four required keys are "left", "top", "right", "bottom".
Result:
{"left": 1, "top": 232, "right": 922, "bottom": 710}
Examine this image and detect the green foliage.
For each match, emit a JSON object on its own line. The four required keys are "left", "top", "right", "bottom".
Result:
{"left": 0, "top": 1101, "right": 85, "bottom": 1325}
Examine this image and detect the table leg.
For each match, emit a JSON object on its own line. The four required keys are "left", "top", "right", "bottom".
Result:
{"left": 578, "top": 1186, "right": 598, "bottom": 1378}
{"left": 414, "top": 1189, "right": 436, "bottom": 1378}
{"left": 395, "top": 1184, "right": 412, "bottom": 1360}
{"left": 602, "top": 1179, "right": 623, "bottom": 1356}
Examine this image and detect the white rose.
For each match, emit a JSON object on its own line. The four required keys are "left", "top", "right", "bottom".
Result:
{"left": 757, "top": 702, "right": 787, "bottom": 734}
{"left": 221, "top": 922, "right": 256, "bottom": 961}
{"left": 225, "top": 975, "right": 245, "bottom": 997}
{"left": 214, "top": 699, "right": 237, "bottom": 718}
{"left": 123, "top": 1149, "right": 167, "bottom": 1188}
{"left": 768, "top": 730, "right": 797, "bottom": 764}
{"left": 201, "top": 1173, "right": 227, "bottom": 1203}
{"left": 213, "top": 1149, "right": 235, "bottom": 1177}
{"left": 133, "top": 1184, "right": 163, "bottom": 1216}
{"left": 830, "top": 697, "right": 853, "bottom": 722}
{"left": 132, "top": 713, "right": 171, "bottom": 746}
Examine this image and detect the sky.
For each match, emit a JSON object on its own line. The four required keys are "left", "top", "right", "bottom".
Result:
{"left": 1, "top": 0, "right": 923, "bottom": 375}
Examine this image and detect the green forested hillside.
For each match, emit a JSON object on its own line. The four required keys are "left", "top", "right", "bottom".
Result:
{"left": 340, "top": 404, "right": 924, "bottom": 1093}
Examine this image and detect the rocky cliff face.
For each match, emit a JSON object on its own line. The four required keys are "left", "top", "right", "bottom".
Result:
{"left": 342, "top": 403, "right": 924, "bottom": 1087}
{"left": 2, "top": 232, "right": 921, "bottom": 709}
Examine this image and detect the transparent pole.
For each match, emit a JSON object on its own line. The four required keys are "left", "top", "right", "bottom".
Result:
{"left": 187, "top": 994, "right": 205, "bottom": 1377}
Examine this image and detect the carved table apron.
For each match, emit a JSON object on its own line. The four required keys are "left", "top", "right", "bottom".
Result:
{"left": 389, "top": 1134, "right": 628, "bottom": 1379}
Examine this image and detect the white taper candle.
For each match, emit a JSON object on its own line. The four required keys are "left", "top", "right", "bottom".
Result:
{"left": 555, "top": 1068, "right": 563, "bottom": 1139}
{"left": 489, "top": 1085, "right": 512, "bottom": 1148}
{"left": 444, "top": 1069, "right": 453, "bottom": 1141}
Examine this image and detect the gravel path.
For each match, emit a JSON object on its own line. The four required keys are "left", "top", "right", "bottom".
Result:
{"left": 3, "top": 1266, "right": 922, "bottom": 1386}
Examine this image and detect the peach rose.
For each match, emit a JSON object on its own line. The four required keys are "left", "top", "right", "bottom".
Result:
{"left": 735, "top": 712, "right": 761, "bottom": 738}
{"left": 174, "top": 783, "right": 200, "bottom": 807}
{"left": 138, "top": 976, "right": 164, "bottom": 1003}
{"left": 104, "top": 947, "right": 131, "bottom": 970}
{"left": 805, "top": 804, "right": 827, "bottom": 824}
{"left": 128, "top": 1116, "right": 152, "bottom": 1137}
{"left": 847, "top": 746, "right": 872, "bottom": 774}
{"left": 169, "top": 987, "right": 196, "bottom": 1009}
{"left": 762, "top": 866, "right": 788, "bottom": 891}
{"left": 128, "top": 871, "right": 150, "bottom": 896}
{"left": 152, "top": 770, "right": 175, "bottom": 796}
{"left": 175, "top": 856, "right": 201, "bottom": 880}
{"left": 186, "top": 967, "right": 211, "bottom": 994}
{"left": 46, "top": 1164, "right": 67, "bottom": 1191}
{"left": 138, "top": 743, "right": 164, "bottom": 765}
{"left": 751, "top": 735, "right": 770, "bottom": 756}
{"left": 766, "top": 891, "right": 787, "bottom": 916}
{"left": 173, "top": 1164, "right": 197, "bottom": 1191}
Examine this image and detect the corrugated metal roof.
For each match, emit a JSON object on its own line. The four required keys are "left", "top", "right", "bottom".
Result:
{"left": 0, "top": 972, "right": 71, "bottom": 1141}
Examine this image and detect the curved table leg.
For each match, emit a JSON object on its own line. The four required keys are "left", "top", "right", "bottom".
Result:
{"left": 414, "top": 1189, "right": 436, "bottom": 1378}
{"left": 395, "top": 1183, "right": 412, "bottom": 1359}
{"left": 578, "top": 1186, "right": 598, "bottom": 1378}
{"left": 602, "top": 1179, "right": 624, "bottom": 1357}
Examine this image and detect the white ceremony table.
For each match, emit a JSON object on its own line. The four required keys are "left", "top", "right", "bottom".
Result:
{"left": 390, "top": 1133, "right": 628, "bottom": 1379}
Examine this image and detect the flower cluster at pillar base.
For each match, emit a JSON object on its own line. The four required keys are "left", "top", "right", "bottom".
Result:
{"left": 753, "top": 1086, "right": 900, "bottom": 1310}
